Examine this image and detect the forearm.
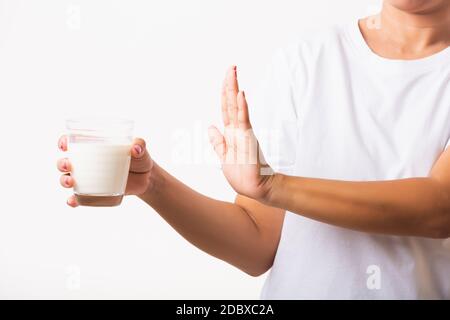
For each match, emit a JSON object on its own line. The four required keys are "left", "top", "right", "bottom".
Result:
{"left": 266, "top": 174, "right": 450, "bottom": 238}
{"left": 138, "top": 163, "right": 276, "bottom": 275}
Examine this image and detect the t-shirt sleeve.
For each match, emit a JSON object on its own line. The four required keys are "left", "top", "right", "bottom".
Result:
{"left": 250, "top": 49, "right": 300, "bottom": 175}
{"left": 445, "top": 137, "right": 450, "bottom": 150}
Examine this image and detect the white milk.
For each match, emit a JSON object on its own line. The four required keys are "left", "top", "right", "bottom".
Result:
{"left": 69, "top": 143, "right": 131, "bottom": 196}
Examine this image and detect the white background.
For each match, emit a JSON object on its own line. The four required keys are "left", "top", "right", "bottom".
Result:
{"left": 0, "top": 0, "right": 381, "bottom": 299}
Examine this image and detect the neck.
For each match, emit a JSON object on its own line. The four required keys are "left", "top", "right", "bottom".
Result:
{"left": 380, "top": 2, "right": 450, "bottom": 50}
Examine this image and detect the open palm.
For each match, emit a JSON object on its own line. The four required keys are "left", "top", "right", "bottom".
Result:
{"left": 208, "top": 66, "right": 273, "bottom": 201}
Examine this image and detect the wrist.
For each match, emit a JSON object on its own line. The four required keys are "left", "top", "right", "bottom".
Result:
{"left": 137, "top": 162, "right": 164, "bottom": 202}
{"left": 260, "top": 172, "right": 284, "bottom": 206}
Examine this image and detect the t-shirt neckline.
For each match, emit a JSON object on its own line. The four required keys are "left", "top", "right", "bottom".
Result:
{"left": 345, "top": 19, "right": 450, "bottom": 75}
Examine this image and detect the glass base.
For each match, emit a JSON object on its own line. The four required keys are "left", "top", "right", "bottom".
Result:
{"left": 75, "top": 194, "right": 124, "bottom": 207}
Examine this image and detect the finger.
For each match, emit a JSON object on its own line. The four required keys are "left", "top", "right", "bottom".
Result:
{"left": 130, "top": 138, "right": 152, "bottom": 173}
{"left": 221, "top": 79, "right": 230, "bottom": 126}
{"left": 60, "top": 174, "right": 74, "bottom": 188}
{"left": 208, "top": 126, "right": 226, "bottom": 162}
{"left": 67, "top": 194, "right": 79, "bottom": 208}
{"left": 57, "top": 158, "right": 71, "bottom": 173}
{"left": 58, "top": 135, "right": 68, "bottom": 152}
{"left": 131, "top": 138, "right": 146, "bottom": 158}
{"left": 237, "top": 91, "right": 251, "bottom": 130}
{"left": 226, "top": 66, "right": 239, "bottom": 127}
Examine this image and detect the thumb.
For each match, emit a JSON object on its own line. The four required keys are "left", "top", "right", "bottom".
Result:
{"left": 130, "top": 138, "right": 152, "bottom": 173}
{"left": 208, "top": 126, "right": 226, "bottom": 162}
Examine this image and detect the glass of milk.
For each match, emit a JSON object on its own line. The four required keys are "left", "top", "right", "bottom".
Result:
{"left": 66, "top": 118, "right": 134, "bottom": 207}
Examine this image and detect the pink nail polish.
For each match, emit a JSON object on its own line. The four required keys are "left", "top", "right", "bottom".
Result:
{"left": 134, "top": 145, "right": 142, "bottom": 154}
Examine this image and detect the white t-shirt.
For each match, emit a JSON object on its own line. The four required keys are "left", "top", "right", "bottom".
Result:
{"left": 252, "top": 20, "right": 450, "bottom": 299}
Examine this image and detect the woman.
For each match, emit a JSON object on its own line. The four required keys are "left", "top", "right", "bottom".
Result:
{"left": 57, "top": 0, "right": 450, "bottom": 299}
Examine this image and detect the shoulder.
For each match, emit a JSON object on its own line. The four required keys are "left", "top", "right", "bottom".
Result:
{"left": 268, "top": 24, "right": 351, "bottom": 87}
{"left": 279, "top": 24, "right": 350, "bottom": 65}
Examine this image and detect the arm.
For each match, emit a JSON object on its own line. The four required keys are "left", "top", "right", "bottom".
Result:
{"left": 56, "top": 66, "right": 286, "bottom": 277}
{"left": 139, "top": 164, "right": 284, "bottom": 276}
{"left": 57, "top": 139, "right": 284, "bottom": 277}
{"left": 265, "top": 161, "right": 450, "bottom": 238}
{"left": 209, "top": 66, "right": 450, "bottom": 240}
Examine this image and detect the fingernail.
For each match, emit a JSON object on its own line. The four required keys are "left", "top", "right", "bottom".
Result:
{"left": 242, "top": 91, "right": 245, "bottom": 97}
{"left": 64, "top": 176, "right": 70, "bottom": 185}
{"left": 62, "top": 160, "right": 67, "bottom": 170}
{"left": 67, "top": 198, "right": 75, "bottom": 207}
{"left": 134, "top": 145, "right": 142, "bottom": 155}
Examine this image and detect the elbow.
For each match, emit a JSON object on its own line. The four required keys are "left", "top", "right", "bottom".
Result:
{"left": 244, "top": 267, "right": 271, "bottom": 278}
{"left": 241, "top": 261, "right": 273, "bottom": 277}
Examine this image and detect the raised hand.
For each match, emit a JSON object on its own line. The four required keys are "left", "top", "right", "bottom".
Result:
{"left": 208, "top": 66, "right": 274, "bottom": 201}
